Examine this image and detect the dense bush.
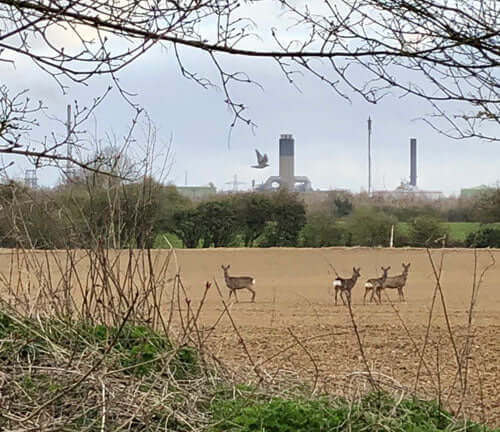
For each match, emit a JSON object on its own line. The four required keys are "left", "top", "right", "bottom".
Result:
{"left": 474, "top": 188, "right": 500, "bottom": 223}
{"left": 465, "top": 226, "right": 500, "bottom": 248}
{"left": 171, "top": 190, "right": 306, "bottom": 248}
{"left": 299, "top": 212, "right": 345, "bottom": 247}
{"left": 172, "top": 207, "right": 204, "bottom": 248}
{"left": 259, "top": 190, "right": 306, "bottom": 247}
{"left": 197, "top": 200, "right": 239, "bottom": 247}
{"left": 233, "top": 193, "right": 274, "bottom": 247}
{"left": 0, "top": 178, "right": 190, "bottom": 249}
{"left": 408, "top": 215, "right": 447, "bottom": 247}
{"left": 344, "top": 207, "right": 396, "bottom": 247}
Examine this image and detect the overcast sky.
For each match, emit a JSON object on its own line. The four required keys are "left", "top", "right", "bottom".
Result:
{"left": 2, "top": 3, "right": 499, "bottom": 196}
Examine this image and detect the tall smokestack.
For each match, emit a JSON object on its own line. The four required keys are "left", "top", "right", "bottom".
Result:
{"left": 279, "top": 134, "right": 294, "bottom": 189}
{"left": 410, "top": 138, "right": 417, "bottom": 187}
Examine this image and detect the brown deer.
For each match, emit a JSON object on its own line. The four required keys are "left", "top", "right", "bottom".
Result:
{"left": 333, "top": 267, "right": 361, "bottom": 305}
{"left": 221, "top": 264, "right": 256, "bottom": 303}
{"left": 375, "top": 263, "right": 411, "bottom": 304}
{"left": 363, "top": 266, "right": 391, "bottom": 304}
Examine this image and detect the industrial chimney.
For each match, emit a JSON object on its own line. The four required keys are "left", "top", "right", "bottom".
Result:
{"left": 279, "top": 134, "right": 295, "bottom": 189}
{"left": 410, "top": 138, "right": 417, "bottom": 187}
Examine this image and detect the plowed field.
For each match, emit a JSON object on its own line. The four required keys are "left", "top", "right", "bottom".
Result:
{"left": 1, "top": 247, "right": 499, "bottom": 425}
{"left": 171, "top": 247, "right": 500, "bottom": 426}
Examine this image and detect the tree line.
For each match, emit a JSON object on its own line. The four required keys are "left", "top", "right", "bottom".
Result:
{"left": 0, "top": 179, "right": 307, "bottom": 249}
{"left": 2, "top": 177, "right": 500, "bottom": 250}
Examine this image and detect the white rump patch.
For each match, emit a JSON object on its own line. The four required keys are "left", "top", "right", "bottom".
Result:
{"left": 333, "top": 280, "right": 342, "bottom": 287}
{"left": 252, "top": 279, "right": 256, "bottom": 285}
{"left": 365, "top": 282, "right": 373, "bottom": 289}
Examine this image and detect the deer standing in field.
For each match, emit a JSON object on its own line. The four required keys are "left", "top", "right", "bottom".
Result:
{"left": 363, "top": 266, "right": 391, "bottom": 304}
{"left": 374, "top": 263, "right": 411, "bottom": 304}
{"left": 221, "top": 264, "right": 256, "bottom": 303}
{"left": 333, "top": 267, "right": 361, "bottom": 305}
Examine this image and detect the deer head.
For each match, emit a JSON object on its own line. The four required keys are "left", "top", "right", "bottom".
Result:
{"left": 381, "top": 266, "right": 391, "bottom": 278}
{"left": 221, "top": 264, "right": 230, "bottom": 272}
{"left": 352, "top": 267, "right": 361, "bottom": 278}
{"left": 402, "top": 263, "right": 411, "bottom": 273}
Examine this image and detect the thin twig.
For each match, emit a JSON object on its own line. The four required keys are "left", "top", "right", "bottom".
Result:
{"left": 287, "top": 327, "right": 319, "bottom": 395}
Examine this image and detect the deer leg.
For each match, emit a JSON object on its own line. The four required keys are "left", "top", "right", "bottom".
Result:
{"left": 248, "top": 287, "right": 256, "bottom": 303}
{"left": 335, "top": 287, "right": 339, "bottom": 305}
{"left": 399, "top": 288, "right": 405, "bottom": 302}
{"left": 370, "top": 288, "right": 377, "bottom": 303}
{"left": 372, "top": 284, "right": 381, "bottom": 304}
{"left": 363, "top": 288, "right": 369, "bottom": 304}
{"left": 228, "top": 289, "right": 233, "bottom": 300}
{"left": 375, "top": 287, "right": 382, "bottom": 304}
{"left": 234, "top": 290, "right": 239, "bottom": 303}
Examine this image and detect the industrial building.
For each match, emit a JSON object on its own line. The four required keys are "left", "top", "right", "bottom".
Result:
{"left": 176, "top": 184, "right": 217, "bottom": 200}
{"left": 258, "top": 134, "right": 313, "bottom": 192}
{"left": 372, "top": 138, "right": 443, "bottom": 200}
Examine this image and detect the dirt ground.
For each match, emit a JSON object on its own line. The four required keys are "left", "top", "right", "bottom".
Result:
{"left": 171, "top": 247, "right": 500, "bottom": 426}
{"left": 1, "top": 247, "right": 499, "bottom": 426}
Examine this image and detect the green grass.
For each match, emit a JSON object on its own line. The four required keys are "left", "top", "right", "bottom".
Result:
{"left": 153, "top": 232, "right": 184, "bottom": 248}
{"left": 210, "top": 391, "right": 497, "bottom": 432}
{"left": 445, "top": 222, "right": 482, "bottom": 242}
{"left": 397, "top": 222, "right": 500, "bottom": 244}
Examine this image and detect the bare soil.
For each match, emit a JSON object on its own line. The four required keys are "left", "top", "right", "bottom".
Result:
{"left": 1, "top": 247, "right": 499, "bottom": 426}
{"left": 171, "top": 247, "right": 500, "bottom": 426}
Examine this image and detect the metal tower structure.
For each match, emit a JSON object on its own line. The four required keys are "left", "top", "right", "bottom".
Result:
{"left": 410, "top": 138, "right": 417, "bottom": 187}
{"left": 225, "top": 174, "right": 245, "bottom": 192}
{"left": 368, "top": 117, "right": 372, "bottom": 196}
{"left": 65, "top": 104, "right": 75, "bottom": 178}
{"left": 24, "top": 169, "right": 38, "bottom": 188}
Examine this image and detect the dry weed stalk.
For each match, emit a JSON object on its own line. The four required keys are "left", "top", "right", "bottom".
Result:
{"left": 0, "top": 246, "right": 175, "bottom": 330}
{"left": 286, "top": 327, "right": 320, "bottom": 395}
{"left": 0, "top": 246, "right": 236, "bottom": 431}
{"left": 212, "top": 278, "right": 266, "bottom": 383}
{"left": 459, "top": 250, "right": 495, "bottom": 411}
{"left": 410, "top": 248, "right": 496, "bottom": 420}
{"left": 345, "top": 293, "right": 380, "bottom": 393}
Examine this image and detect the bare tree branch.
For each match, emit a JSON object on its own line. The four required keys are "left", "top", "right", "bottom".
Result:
{"left": 0, "top": 0, "right": 498, "bottom": 172}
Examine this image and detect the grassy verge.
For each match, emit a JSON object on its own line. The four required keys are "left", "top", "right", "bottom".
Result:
{"left": 210, "top": 390, "right": 493, "bottom": 432}
{"left": 396, "top": 222, "right": 498, "bottom": 244}
{"left": 0, "top": 309, "right": 203, "bottom": 431}
{"left": 1, "top": 308, "right": 496, "bottom": 431}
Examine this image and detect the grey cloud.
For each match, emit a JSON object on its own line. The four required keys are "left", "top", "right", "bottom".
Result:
{"left": 3, "top": 40, "right": 499, "bottom": 195}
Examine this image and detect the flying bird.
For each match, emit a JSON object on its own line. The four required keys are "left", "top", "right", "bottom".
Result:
{"left": 251, "top": 149, "right": 269, "bottom": 169}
